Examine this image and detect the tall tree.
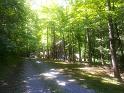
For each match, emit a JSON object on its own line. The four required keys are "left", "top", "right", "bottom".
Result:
{"left": 106, "top": 0, "right": 121, "bottom": 80}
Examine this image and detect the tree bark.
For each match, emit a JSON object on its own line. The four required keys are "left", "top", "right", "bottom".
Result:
{"left": 87, "top": 28, "right": 92, "bottom": 63}
{"left": 78, "top": 41, "right": 82, "bottom": 63}
{"left": 106, "top": 0, "right": 121, "bottom": 80}
{"left": 100, "top": 32, "right": 104, "bottom": 65}
{"left": 47, "top": 27, "right": 49, "bottom": 59}
{"left": 84, "top": 30, "right": 87, "bottom": 62}
{"left": 114, "top": 22, "right": 124, "bottom": 56}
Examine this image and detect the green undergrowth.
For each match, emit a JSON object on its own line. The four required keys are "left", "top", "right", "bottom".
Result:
{"left": 0, "top": 56, "right": 23, "bottom": 80}
{"left": 44, "top": 60, "right": 124, "bottom": 93}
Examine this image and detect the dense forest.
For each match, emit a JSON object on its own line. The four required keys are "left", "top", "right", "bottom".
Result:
{"left": 0, "top": 0, "right": 124, "bottom": 85}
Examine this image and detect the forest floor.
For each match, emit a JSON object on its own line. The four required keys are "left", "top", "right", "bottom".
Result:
{"left": 0, "top": 58, "right": 95, "bottom": 93}
{"left": 44, "top": 60, "right": 124, "bottom": 93}
{"left": 0, "top": 57, "right": 124, "bottom": 93}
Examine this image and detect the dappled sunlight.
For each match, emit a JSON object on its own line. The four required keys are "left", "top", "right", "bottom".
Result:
{"left": 36, "top": 60, "right": 42, "bottom": 64}
{"left": 101, "top": 77, "right": 121, "bottom": 85}
{"left": 55, "top": 61, "right": 69, "bottom": 64}
{"left": 22, "top": 80, "right": 28, "bottom": 83}
{"left": 40, "top": 68, "right": 61, "bottom": 79}
{"left": 68, "top": 79, "right": 76, "bottom": 82}
{"left": 79, "top": 78, "right": 85, "bottom": 81}
{"left": 57, "top": 80, "right": 66, "bottom": 86}
{"left": 20, "top": 61, "right": 96, "bottom": 93}
{"left": 56, "top": 68, "right": 64, "bottom": 72}
{"left": 76, "top": 67, "right": 121, "bottom": 85}
{"left": 48, "top": 61, "right": 124, "bottom": 93}
{"left": 41, "top": 72, "right": 57, "bottom": 79}
{"left": 38, "top": 67, "right": 95, "bottom": 93}
{"left": 76, "top": 66, "right": 111, "bottom": 77}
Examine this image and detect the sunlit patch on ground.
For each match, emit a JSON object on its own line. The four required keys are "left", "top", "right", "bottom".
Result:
{"left": 57, "top": 80, "right": 66, "bottom": 86}
{"left": 47, "top": 61, "right": 124, "bottom": 93}
{"left": 40, "top": 68, "right": 60, "bottom": 79}
{"left": 22, "top": 80, "right": 28, "bottom": 83}
{"left": 39, "top": 66, "right": 95, "bottom": 93}
{"left": 36, "top": 60, "right": 42, "bottom": 64}
{"left": 68, "top": 79, "right": 76, "bottom": 82}
{"left": 1, "top": 59, "right": 123, "bottom": 93}
{"left": 79, "top": 78, "right": 85, "bottom": 81}
{"left": 75, "top": 67, "right": 122, "bottom": 85}
{"left": 41, "top": 72, "right": 57, "bottom": 79}
{"left": 101, "top": 77, "right": 121, "bottom": 85}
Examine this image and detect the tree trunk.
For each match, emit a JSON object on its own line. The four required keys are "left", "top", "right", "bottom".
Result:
{"left": 87, "top": 28, "right": 92, "bottom": 63}
{"left": 78, "top": 41, "right": 82, "bottom": 63}
{"left": 84, "top": 30, "right": 87, "bottom": 62}
{"left": 62, "top": 34, "right": 66, "bottom": 61}
{"left": 47, "top": 27, "right": 49, "bottom": 59}
{"left": 51, "top": 24, "right": 56, "bottom": 60}
{"left": 114, "top": 23, "right": 124, "bottom": 56}
{"left": 100, "top": 32, "right": 104, "bottom": 65}
{"left": 106, "top": 0, "right": 121, "bottom": 80}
